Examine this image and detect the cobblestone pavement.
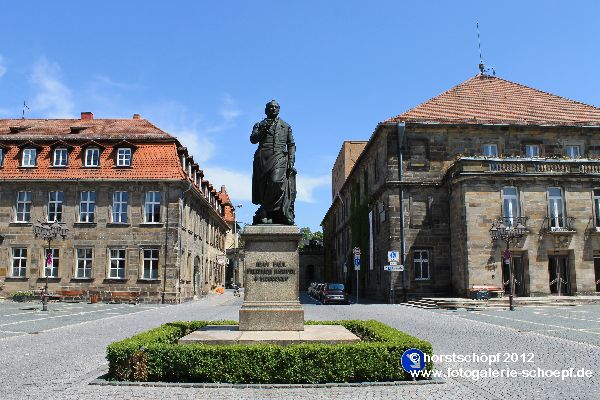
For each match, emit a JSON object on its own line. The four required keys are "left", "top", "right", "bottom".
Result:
{"left": 0, "top": 292, "right": 598, "bottom": 399}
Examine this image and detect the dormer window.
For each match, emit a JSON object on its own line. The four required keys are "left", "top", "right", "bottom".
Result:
{"left": 53, "top": 148, "right": 69, "bottom": 167}
{"left": 116, "top": 148, "right": 132, "bottom": 166}
{"left": 85, "top": 147, "right": 100, "bottom": 167}
{"left": 22, "top": 148, "right": 37, "bottom": 167}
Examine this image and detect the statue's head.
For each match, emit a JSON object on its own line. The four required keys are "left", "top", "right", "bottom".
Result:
{"left": 265, "top": 100, "right": 280, "bottom": 119}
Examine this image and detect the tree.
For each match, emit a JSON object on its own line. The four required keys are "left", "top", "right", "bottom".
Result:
{"left": 299, "top": 227, "right": 323, "bottom": 248}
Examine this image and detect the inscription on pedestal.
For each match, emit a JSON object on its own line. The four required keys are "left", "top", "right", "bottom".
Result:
{"left": 247, "top": 261, "right": 295, "bottom": 282}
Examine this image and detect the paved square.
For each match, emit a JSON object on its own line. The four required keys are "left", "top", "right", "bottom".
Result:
{"left": 0, "top": 292, "right": 598, "bottom": 399}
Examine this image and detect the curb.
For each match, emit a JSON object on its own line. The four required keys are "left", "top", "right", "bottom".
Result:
{"left": 90, "top": 374, "right": 445, "bottom": 389}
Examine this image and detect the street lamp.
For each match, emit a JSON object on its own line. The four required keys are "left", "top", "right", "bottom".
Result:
{"left": 489, "top": 217, "right": 527, "bottom": 311}
{"left": 32, "top": 220, "right": 69, "bottom": 311}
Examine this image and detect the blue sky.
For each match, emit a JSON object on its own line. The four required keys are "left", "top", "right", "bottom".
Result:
{"left": 0, "top": 1, "right": 598, "bottom": 231}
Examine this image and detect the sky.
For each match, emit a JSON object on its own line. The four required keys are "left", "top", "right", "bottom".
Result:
{"left": 0, "top": 1, "right": 599, "bottom": 231}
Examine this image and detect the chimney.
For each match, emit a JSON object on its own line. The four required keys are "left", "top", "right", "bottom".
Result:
{"left": 133, "top": 114, "right": 141, "bottom": 120}
{"left": 81, "top": 112, "right": 94, "bottom": 120}
{"left": 221, "top": 185, "right": 226, "bottom": 192}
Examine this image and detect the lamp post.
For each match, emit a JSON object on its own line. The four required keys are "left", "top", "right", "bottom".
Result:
{"left": 489, "top": 217, "right": 527, "bottom": 311}
{"left": 32, "top": 220, "right": 69, "bottom": 312}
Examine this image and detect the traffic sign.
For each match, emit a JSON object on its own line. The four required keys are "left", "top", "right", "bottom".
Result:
{"left": 388, "top": 250, "right": 399, "bottom": 263}
{"left": 353, "top": 247, "right": 361, "bottom": 256}
{"left": 389, "top": 261, "right": 398, "bottom": 266}
{"left": 384, "top": 265, "right": 404, "bottom": 272}
{"left": 354, "top": 254, "right": 361, "bottom": 270}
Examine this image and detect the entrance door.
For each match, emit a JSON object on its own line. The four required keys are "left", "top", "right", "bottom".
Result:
{"left": 594, "top": 257, "right": 600, "bottom": 292}
{"left": 548, "top": 256, "right": 571, "bottom": 295}
{"left": 501, "top": 256, "right": 525, "bottom": 296}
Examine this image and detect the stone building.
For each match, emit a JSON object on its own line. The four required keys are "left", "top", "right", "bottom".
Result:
{"left": 332, "top": 141, "right": 367, "bottom": 199}
{"left": 322, "top": 74, "right": 600, "bottom": 301}
{"left": 0, "top": 112, "right": 234, "bottom": 303}
{"left": 299, "top": 240, "right": 325, "bottom": 291}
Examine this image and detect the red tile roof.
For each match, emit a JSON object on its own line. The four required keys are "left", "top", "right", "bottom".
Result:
{"left": 0, "top": 118, "right": 172, "bottom": 139}
{"left": 0, "top": 142, "right": 185, "bottom": 180}
{"left": 384, "top": 74, "right": 600, "bottom": 126}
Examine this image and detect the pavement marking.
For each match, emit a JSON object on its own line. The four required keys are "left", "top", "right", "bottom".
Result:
{"left": 0, "top": 304, "right": 176, "bottom": 341}
{"left": 469, "top": 313, "right": 600, "bottom": 336}
{"left": 531, "top": 311, "right": 600, "bottom": 323}
{"left": 0, "top": 305, "right": 141, "bottom": 327}
{"left": 426, "top": 306, "right": 600, "bottom": 349}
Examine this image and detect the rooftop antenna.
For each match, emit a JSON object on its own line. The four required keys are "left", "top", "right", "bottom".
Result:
{"left": 476, "top": 22, "right": 495, "bottom": 76}
{"left": 22, "top": 101, "right": 29, "bottom": 119}
{"left": 477, "top": 22, "right": 485, "bottom": 74}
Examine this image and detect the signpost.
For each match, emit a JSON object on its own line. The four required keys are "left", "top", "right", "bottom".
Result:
{"left": 353, "top": 247, "right": 361, "bottom": 304}
{"left": 384, "top": 265, "right": 404, "bottom": 272}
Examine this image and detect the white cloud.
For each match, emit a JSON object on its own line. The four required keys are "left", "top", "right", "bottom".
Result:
{"left": 203, "top": 166, "right": 253, "bottom": 202}
{"left": 0, "top": 54, "right": 6, "bottom": 78}
{"left": 202, "top": 167, "right": 328, "bottom": 205}
{"left": 219, "top": 93, "right": 242, "bottom": 122}
{"left": 29, "top": 57, "right": 74, "bottom": 118}
{"left": 176, "top": 129, "right": 217, "bottom": 164}
{"left": 296, "top": 174, "right": 330, "bottom": 203}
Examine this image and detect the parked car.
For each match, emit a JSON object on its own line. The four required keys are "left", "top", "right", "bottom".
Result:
{"left": 321, "top": 283, "right": 349, "bottom": 305}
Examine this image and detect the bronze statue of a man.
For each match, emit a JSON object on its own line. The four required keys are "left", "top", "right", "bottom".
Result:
{"left": 251, "top": 100, "right": 296, "bottom": 225}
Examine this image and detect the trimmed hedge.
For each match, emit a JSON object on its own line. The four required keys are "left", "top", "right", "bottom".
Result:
{"left": 106, "top": 320, "right": 433, "bottom": 383}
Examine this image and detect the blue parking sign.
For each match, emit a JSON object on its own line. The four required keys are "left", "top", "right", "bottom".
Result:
{"left": 354, "top": 255, "right": 361, "bottom": 270}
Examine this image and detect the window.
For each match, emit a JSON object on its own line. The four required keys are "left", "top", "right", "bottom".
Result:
{"left": 0, "top": 149, "right": 4, "bottom": 167}
{"left": 112, "top": 191, "right": 128, "bottom": 223}
{"left": 413, "top": 249, "right": 430, "bottom": 280}
{"left": 145, "top": 191, "right": 161, "bottom": 222}
{"left": 76, "top": 248, "right": 93, "bottom": 278}
{"left": 483, "top": 144, "right": 498, "bottom": 157}
{"left": 502, "top": 187, "right": 521, "bottom": 226}
{"left": 85, "top": 147, "right": 100, "bottom": 167}
{"left": 53, "top": 148, "right": 68, "bottom": 166}
{"left": 79, "top": 191, "right": 96, "bottom": 222}
{"left": 21, "top": 148, "right": 37, "bottom": 167}
{"left": 524, "top": 144, "right": 541, "bottom": 158}
{"left": 16, "top": 191, "right": 32, "bottom": 222}
{"left": 143, "top": 249, "right": 159, "bottom": 279}
{"left": 42, "top": 249, "right": 59, "bottom": 278}
{"left": 11, "top": 248, "right": 27, "bottom": 277}
{"left": 594, "top": 189, "right": 600, "bottom": 229}
{"left": 565, "top": 145, "right": 581, "bottom": 158}
{"left": 48, "top": 191, "right": 64, "bottom": 222}
{"left": 548, "top": 187, "right": 566, "bottom": 229}
{"left": 116, "top": 148, "right": 132, "bottom": 166}
{"left": 109, "top": 249, "right": 126, "bottom": 279}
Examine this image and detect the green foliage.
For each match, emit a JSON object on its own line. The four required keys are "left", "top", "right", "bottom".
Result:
{"left": 12, "top": 291, "right": 34, "bottom": 297}
{"left": 106, "top": 320, "right": 433, "bottom": 383}
{"left": 348, "top": 195, "right": 372, "bottom": 273}
{"left": 299, "top": 227, "right": 324, "bottom": 248}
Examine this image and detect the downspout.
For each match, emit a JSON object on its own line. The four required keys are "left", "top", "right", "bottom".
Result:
{"left": 397, "top": 123, "right": 407, "bottom": 302}
{"left": 177, "top": 182, "right": 194, "bottom": 304}
{"left": 162, "top": 187, "right": 169, "bottom": 304}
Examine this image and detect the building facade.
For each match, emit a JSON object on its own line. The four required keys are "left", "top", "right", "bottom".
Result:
{"left": 0, "top": 112, "right": 234, "bottom": 303}
{"left": 322, "top": 74, "right": 600, "bottom": 301}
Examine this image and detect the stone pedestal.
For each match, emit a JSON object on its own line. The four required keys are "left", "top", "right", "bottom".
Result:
{"left": 238, "top": 225, "right": 304, "bottom": 331}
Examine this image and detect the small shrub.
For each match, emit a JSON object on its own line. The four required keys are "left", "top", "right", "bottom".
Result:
{"left": 106, "top": 320, "right": 433, "bottom": 383}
